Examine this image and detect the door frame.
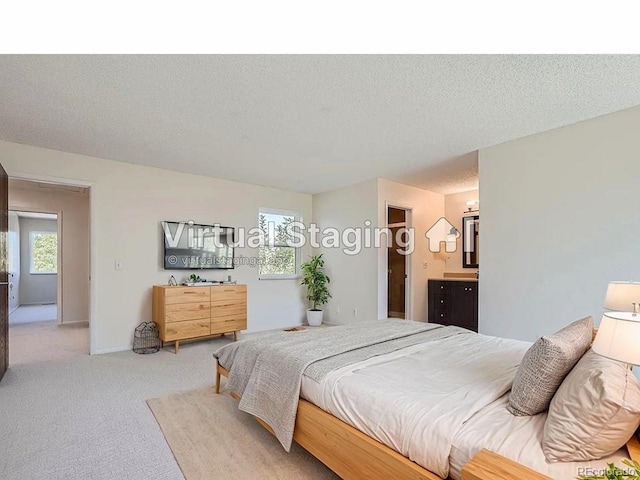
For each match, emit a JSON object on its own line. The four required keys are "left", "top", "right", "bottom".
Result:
{"left": 8, "top": 207, "right": 63, "bottom": 324}
{"left": 384, "top": 202, "right": 413, "bottom": 320}
{"left": 8, "top": 172, "right": 94, "bottom": 353}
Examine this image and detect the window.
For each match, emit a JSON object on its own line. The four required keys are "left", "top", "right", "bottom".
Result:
{"left": 258, "top": 208, "right": 301, "bottom": 279}
{"left": 30, "top": 231, "right": 58, "bottom": 274}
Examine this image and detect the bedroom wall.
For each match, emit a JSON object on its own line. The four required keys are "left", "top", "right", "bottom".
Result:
{"left": 312, "top": 179, "right": 379, "bottom": 324}
{"left": 443, "top": 189, "right": 479, "bottom": 274}
{"left": 0, "top": 139, "right": 312, "bottom": 354}
{"left": 376, "top": 179, "right": 446, "bottom": 322}
{"left": 10, "top": 184, "right": 90, "bottom": 323}
{"left": 18, "top": 217, "right": 58, "bottom": 305}
{"left": 479, "top": 105, "right": 640, "bottom": 341}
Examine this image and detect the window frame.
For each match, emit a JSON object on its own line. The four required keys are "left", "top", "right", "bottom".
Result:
{"left": 258, "top": 207, "right": 302, "bottom": 280}
{"left": 29, "top": 230, "right": 58, "bottom": 275}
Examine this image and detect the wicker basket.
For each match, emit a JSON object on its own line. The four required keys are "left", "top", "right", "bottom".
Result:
{"left": 133, "top": 322, "right": 161, "bottom": 354}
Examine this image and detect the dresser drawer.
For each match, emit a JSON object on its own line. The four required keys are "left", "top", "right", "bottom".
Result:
{"left": 434, "top": 311, "right": 450, "bottom": 324}
{"left": 211, "top": 285, "right": 247, "bottom": 306}
{"left": 164, "top": 287, "right": 211, "bottom": 304}
{"left": 211, "top": 314, "right": 246, "bottom": 334}
{"left": 433, "top": 294, "right": 448, "bottom": 308}
{"left": 162, "top": 319, "right": 210, "bottom": 341}
{"left": 429, "top": 280, "right": 450, "bottom": 294}
{"left": 211, "top": 303, "right": 247, "bottom": 317}
{"left": 165, "top": 303, "right": 210, "bottom": 322}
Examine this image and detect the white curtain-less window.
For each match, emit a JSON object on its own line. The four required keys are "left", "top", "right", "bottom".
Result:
{"left": 30, "top": 231, "right": 58, "bottom": 274}
{"left": 258, "top": 208, "right": 300, "bottom": 279}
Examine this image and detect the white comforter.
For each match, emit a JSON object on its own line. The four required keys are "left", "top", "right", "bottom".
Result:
{"left": 302, "top": 332, "right": 527, "bottom": 479}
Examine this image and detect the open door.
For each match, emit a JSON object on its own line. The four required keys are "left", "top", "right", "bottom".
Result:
{"left": 387, "top": 206, "right": 409, "bottom": 319}
{"left": 0, "top": 164, "right": 8, "bottom": 381}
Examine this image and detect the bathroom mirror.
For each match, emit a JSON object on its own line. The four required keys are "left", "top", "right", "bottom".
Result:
{"left": 462, "top": 215, "right": 479, "bottom": 268}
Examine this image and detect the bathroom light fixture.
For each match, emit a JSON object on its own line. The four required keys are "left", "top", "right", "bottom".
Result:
{"left": 465, "top": 200, "right": 479, "bottom": 213}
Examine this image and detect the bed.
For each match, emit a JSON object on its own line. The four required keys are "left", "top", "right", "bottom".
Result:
{"left": 213, "top": 320, "right": 637, "bottom": 480}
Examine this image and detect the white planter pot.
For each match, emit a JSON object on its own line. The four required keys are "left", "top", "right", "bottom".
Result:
{"left": 306, "top": 309, "right": 324, "bottom": 327}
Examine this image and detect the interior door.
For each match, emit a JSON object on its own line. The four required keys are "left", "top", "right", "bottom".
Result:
{"left": 0, "top": 164, "right": 8, "bottom": 381}
{"left": 387, "top": 226, "right": 406, "bottom": 318}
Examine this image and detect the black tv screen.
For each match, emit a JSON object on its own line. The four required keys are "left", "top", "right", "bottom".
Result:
{"left": 162, "top": 221, "right": 235, "bottom": 270}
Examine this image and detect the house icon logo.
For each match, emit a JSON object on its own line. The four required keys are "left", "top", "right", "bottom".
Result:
{"left": 425, "top": 217, "right": 460, "bottom": 253}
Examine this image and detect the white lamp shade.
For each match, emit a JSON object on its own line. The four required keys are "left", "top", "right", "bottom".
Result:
{"left": 604, "top": 282, "right": 640, "bottom": 311}
{"left": 592, "top": 312, "right": 640, "bottom": 365}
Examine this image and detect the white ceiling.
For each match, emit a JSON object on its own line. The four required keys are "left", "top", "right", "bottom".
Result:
{"left": 1, "top": 55, "right": 640, "bottom": 195}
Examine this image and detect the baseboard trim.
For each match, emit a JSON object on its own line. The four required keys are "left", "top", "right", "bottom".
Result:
{"left": 17, "top": 302, "right": 57, "bottom": 306}
{"left": 91, "top": 346, "right": 131, "bottom": 355}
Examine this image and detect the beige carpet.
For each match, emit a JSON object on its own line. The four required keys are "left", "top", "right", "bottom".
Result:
{"left": 147, "top": 386, "right": 339, "bottom": 480}
{"left": 9, "top": 319, "right": 89, "bottom": 365}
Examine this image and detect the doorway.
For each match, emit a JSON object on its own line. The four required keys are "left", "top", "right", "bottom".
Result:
{"left": 8, "top": 211, "right": 59, "bottom": 325}
{"left": 387, "top": 206, "right": 411, "bottom": 319}
{"left": 6, "top": 178, "right": 90, "bottom": 365}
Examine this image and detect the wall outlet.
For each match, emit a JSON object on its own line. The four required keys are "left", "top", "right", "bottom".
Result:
{"left": 353, "top": 308, "right": 358, "bottom": 317}
{"left": 115, "top": 260, "right": 123, "bottom": 270}
{"left": 423, "top": 261, "right": 428, "bottom": 269}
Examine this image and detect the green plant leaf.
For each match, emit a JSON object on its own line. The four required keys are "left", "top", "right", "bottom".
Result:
{"left": 300, "top": 254, "right": 331, "bottom": 310}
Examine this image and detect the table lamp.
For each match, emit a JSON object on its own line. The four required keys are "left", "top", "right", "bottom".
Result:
{"left": 592, "top": 282, "right": 640, "bottom": 365}
{"left": 604, "top": 281, "right": 640, "bottom": 314}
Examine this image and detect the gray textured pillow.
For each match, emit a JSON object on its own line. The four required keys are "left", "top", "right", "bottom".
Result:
{"left": 507, "top": 316, "right": 593, "bottom": 416}
{"left": 543, "top": 349, "right": 640, "bottom": 462}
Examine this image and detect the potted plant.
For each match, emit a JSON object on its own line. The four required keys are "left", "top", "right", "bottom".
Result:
{"left": 577, "top": 458, "right": 640, "bottom": 479}
{"left": 301, "top": 254, "right": 331, "bottom": 326}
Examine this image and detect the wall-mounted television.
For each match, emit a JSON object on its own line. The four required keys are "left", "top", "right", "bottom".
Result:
{"left": 162, "top": 221, "right": 235, "bottom": 270}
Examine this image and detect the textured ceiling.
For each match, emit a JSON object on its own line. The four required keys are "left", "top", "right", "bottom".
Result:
{"left": 1, "top": 55, "right": 640, "bottom": 195}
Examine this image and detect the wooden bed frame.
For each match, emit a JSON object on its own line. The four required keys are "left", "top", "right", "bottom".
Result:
{"left": 217, "top": 364, "right": 552, "bottom": 479}
{"left": 216, "top": 361, "right": 640, "bottom": 480}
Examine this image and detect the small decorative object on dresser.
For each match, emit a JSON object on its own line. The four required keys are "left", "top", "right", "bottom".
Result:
{"left": 427, "top": 278, "right": 478, "bottom": 331}
{"left": 152, "top": 284, "right": 247, "bottom": 353}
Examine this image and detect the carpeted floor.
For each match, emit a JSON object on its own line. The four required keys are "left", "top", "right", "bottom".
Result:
{"left": 9, "top": 320, "right": 89, "bottom": 365}
{"left": 147, "top": 386, "right": 338, "bottom": 480}
{"left": 0, "top": 336, "right": 238, "bottom": 480}
{"left": 9, "top": 304, "right": 58, "bottom": 324}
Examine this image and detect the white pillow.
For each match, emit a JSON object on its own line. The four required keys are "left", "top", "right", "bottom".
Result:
{"left": 543, "top": 349, "right": 640, "bottom": 462}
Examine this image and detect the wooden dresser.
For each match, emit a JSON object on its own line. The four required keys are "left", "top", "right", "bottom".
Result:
{"left": 152, "top": 284, "right": 247, "bottom": 353}
{"left": 427, "top": 279, "right": 478, "bottom": 332}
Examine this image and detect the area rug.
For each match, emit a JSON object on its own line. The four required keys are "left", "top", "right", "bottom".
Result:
{"left": 147, "top": 386, "right": 339, "bottom": 480}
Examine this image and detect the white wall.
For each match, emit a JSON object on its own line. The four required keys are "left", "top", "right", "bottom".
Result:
{"left": 377, "top": 179, "right": 445, "bottom": 322}
{"left": 10, "top": 184, "right": 90, "bottom": 324}
{"left": 7, "top": 211, "right": 20, "bottom": 312}
{"left": 444, "top": 189, "right": 479, "bottom": 274}
{"left": 0, "top": 140, "right": 312, "bottom": 354}
{"left": 312, "top": 179, "right": 379, "bottom": 324}
{"left": 479, "top": 106, "right": 640, "bottom": 341}
{"left": 18, "top": 217, "right": 58, "bottom": 305}
{"left": 312, "top": 178, "right": 446, "bottom": 325}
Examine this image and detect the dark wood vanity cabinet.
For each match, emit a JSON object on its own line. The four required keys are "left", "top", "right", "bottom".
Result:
{"left": 428, "top": 279, "right": 478, "bottom": 332}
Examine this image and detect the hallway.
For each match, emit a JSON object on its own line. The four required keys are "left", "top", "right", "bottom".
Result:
{"left": 9, "top": 304, "right": 57, "bottom": 325}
